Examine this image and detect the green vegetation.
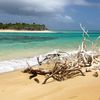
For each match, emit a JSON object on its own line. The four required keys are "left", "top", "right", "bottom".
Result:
{"left": 0, "top": 23, "right": 48, "bottom": 31}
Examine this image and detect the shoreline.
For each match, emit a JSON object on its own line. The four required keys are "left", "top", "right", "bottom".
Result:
{"left": 0, "top": 50, "right": 58, "bottom": 73}
{"left": 0, "top": 49, "right": 79, "bottom": 74}
{"left": 0, "top": 49, "right": 98, "bottom": 74}
{"left": 0, "top": 29, "right": 53, "bottom": 33}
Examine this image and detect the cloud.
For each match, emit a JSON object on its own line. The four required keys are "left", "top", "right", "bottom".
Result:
{"left": 0, "top": 0, "right": 66, "bottom": 16}
{"left": 65, "top": 15, "right": 73, "bottom": 21}
{"left": 0, "top": 0, "right": 100, "bottom": 16}
{"left": 0, "top": 0, "right": 99, "bottom": 30}
{"left": 65, "top": 0, "right": 100, "bottom": 7}
{"left": 54, "top": 14, "right": 73, "bottom": 23}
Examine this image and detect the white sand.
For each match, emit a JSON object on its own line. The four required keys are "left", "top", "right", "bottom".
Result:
{"left": 0, "top": 29, "right": 53, "bottom": 33}
{"left": 0, "top": 69, "right": 100, "bottom": 100}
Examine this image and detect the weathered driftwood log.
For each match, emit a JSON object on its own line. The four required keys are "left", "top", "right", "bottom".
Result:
{"left": 23, "top": 60, "right": 85, "bottom": 84}
{"left": 37, "top": 53, "right": 60, "bottom": 65}
{"left": 37, "top": 57, "right": 42, "bottom": 65}
{"left": 23, "top": 67, "right": 52, "bottom": 79}
{"left": 34, "top": 78, "right": 40, "bottom": 83}
{"left": 93, "top": 72, "right": 99, "bottom": 77}
{"left": 42, "top": 68, "right": 85, "bottom": 84}
{"left": 42, "top": 62, "right": 85, "bottom": 84}
{"left": 77, "top": 51, "right": 92, "bottom": 67}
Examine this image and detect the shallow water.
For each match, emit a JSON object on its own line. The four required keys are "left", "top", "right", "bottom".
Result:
{"left": 0, "top": 31, "right": 100, "bottom": 60}
{"left": 0, "top": 31, "right": 100, "bottom": 73}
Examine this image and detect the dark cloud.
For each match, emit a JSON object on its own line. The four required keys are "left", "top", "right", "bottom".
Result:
{"left": 0, "top": 0, "right": 100, "bottom": 16}
{"left": 0, "top": 0, "right": 100, "bottom": 30}
{"left": 0, "top": 0, "right": 66, "bottom": 16}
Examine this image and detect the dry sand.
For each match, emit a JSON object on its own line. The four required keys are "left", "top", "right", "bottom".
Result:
{"left": 0, "top": 68, "right": 100, "bottom": 100}
{"left": 0, "top": 29, "right": 52, "bottom": 33}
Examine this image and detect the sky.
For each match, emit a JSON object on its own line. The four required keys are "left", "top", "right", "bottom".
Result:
{"left": 0, "top": 0, "right": 100, "bottom": 30}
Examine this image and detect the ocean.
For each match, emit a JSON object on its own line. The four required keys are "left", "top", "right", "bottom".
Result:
{"left": 0, "top": 31, "right": 100, "bottom": 73}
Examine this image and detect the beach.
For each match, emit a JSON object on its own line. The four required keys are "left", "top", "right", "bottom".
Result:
{"left": 0, "top": 29, "right": 52, "bottom": 33}
{"left": 0, "top": 67, "right": 100, "bottom": 100}
{"left": 0, "top": 31, "right": 100, "bottom": 100}
{"left": 0, "top": 0, "right": 100, "bottom": 100}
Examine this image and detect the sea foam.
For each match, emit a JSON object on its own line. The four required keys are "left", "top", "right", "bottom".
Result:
{"left": 0, "top": 57, "right": 38, "bottom": 73}
{"left": 0, "top": 50, "right": 60, "bottom": 73}
{"left": 0, "top": 49, "right": 97, "bottom": 73}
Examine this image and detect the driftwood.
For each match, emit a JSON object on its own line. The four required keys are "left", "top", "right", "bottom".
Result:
{"left": 23, "top": 24, "right": 100, "bottom": 84}
{"left": 34, "top": 78, "right": 40, "bottom": 83}
{"left": 23, "top": 67, "right": 52, "bottom": 79}
{"left": 77, "top": 51, "right": 92, "bottom": 67}
{"left": 23, "top": 61, "right": 85, "bottom": 84}
{"left": 42, "top": 62, "right": 85, "bottom": 84}
{"left": 93, "top": 72, "right": 99, "bottom": 77}
{"left": 37, "top": 53, "right": 60, "bottom": 65}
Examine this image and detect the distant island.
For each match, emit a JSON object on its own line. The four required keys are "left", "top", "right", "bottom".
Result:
{"left": 0, "top": 23, "right": 48, "bottom": 31}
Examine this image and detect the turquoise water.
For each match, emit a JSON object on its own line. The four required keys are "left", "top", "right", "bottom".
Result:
{"left": 0, "top": 31, "right": 100, "bottom": 60}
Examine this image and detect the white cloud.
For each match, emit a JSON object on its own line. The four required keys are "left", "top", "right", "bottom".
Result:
{"left": 54, "top": 14, "right": 73, "bottom": 23}
{"left": 65, "top": 15, "right": 73, "bottom": 21}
